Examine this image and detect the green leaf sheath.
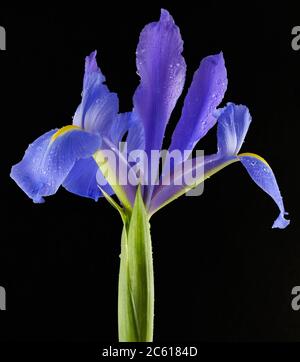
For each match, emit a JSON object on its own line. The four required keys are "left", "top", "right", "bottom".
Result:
{"left": 118, "top": 188, "right": 154, "bottom": 342}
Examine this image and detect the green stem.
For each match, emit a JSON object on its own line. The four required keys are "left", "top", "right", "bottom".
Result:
{"left": 118, "top": 188, "right": 154, "bottom": 342}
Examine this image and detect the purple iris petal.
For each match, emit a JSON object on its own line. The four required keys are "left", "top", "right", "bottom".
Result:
{"left": 217, "top": 103, "right": 252, "bottom": 156}
{"left": 109, "top": 112, "right": 145, "bottom": 153}
{"left": 150, "top": 102, "right": 289, "bottom": 228}
{"left": 10, "top": 128, "right": 101, "bottom": 203}
{"left": 73, "top": 51, "right": 119, "bottom": 135}
{"left": 169, "top": 52, "right": 227, "bottom": 159}
{"left": 133, "top": 9, "right": 186, "bottom": 199}
{"left": 63, "top": 157, "right": 113, "bottom": 201}
{"left": 109, "top": 112, "right": 132, "bottom": 146}
{"left": 239, "top": 155, "right": 290, "bottom": 229}
{"left": 134, "top": 9, "right": 186, "bottom": 154}
{"left": 124, "top": 112, "right": 145, "bottom": 154}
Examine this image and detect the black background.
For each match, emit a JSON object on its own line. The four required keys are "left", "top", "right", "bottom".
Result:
{"left": 0, "top": 0, "right": 299, "bottom": 356}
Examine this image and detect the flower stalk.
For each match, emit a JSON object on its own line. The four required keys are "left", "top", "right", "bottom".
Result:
{"left": 118, "top": 187, "right": 154, "bottom": 342}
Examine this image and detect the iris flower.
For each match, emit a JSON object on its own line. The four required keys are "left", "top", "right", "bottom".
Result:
{"left": 11, "top": 9, "right": 289, "bottom": 342}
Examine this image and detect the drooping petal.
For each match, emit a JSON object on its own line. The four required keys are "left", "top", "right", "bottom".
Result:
{"left": 133, "top": 9, "right": 186, "bottom": 157}
{"left": 169, "top": 52, "right": 227, "bottom": 158}
{"left": 63, "top": 157, "right": 113, "bottom": 201}
{"left": 239, "top": 153, "right": 290, "bottom": 229}
{"left": 10, "top": 126, "right": 101, "bottom": 203}
{"left": 11, "top": 129, "right": 56, "bottom": 203}
{"left": 151, "top": 149, "right": 290, "bottom": 228}
{"left": 73, "top": 51, "right": 119, "bottom": 135}
{"left": 150, "top": 103, "right": 289, "bottom": 228}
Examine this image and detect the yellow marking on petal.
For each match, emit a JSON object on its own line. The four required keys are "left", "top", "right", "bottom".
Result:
{"left": 51, "top": 125, "right": 81, "bottom": 143}
{"left": 238, "top": 152, "right": 270, "bottom": 168}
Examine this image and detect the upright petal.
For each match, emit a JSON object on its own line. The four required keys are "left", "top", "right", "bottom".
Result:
{"left": 109, "top": 112, "right": 145, "bottom": 153}
{"left": 73, "top": 51, "right": 119, "bottom": 135}
{"left": 239, "top": 153, "right": 290, "bottom": 229}
{"left": 10, "top": 126, "right": 101, "bottom": 203}
{"left": 217, "top": 103, "right": 251, "bottom": 156}
{"left": 133, "top": 9, "right": 186, "bottom": 156}
{"left": 63, "top": 157, "right": 113, "bottom": 201}
{"left": 109, "top": 112, "right": 132, "bottom": 146}
{"left": 124, "top": 112, "right": 145, "bottom": 154}
{"left": 169, "top": 52, "right": 227, "bottom": 158}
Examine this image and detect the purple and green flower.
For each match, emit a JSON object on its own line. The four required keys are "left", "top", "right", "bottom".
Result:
{"left": 11, "top": 9, "right": 289, "bottom": 342}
